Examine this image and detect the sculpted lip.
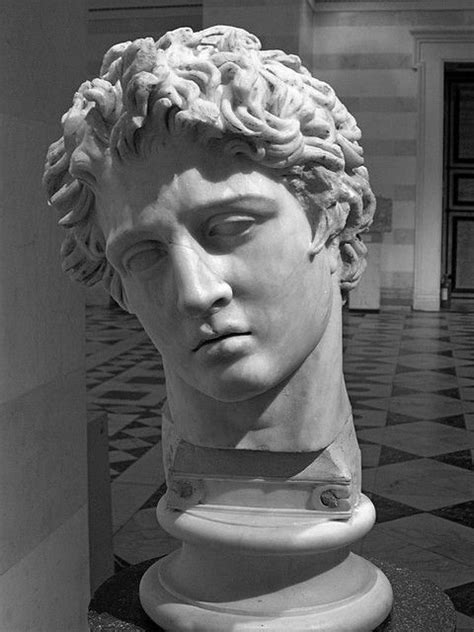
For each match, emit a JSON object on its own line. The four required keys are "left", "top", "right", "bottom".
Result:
{"left": 192, "top": 332, "right": 251, "bottom": 352}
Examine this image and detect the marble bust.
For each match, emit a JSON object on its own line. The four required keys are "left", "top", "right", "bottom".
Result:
{"left": 44, "top": 25, "right": 391, "bottom": 631}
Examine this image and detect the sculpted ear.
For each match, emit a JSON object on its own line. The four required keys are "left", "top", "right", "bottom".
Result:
{"left": 308, "top": 220, "right": 340, "bottom": 276}
{"left": 326, "top": 235, "right": 340, "bottom": 275}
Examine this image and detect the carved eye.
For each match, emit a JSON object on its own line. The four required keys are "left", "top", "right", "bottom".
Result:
{"left": 124, "top": 243, "right": 165, "bottom": 273}
{"left": 207, "top": 215, "right": 255, "bottom": 238}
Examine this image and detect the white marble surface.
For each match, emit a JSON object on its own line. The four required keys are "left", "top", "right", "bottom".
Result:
{"left": 53, "top": 22, "right": 386, "bottom": 630}
{"left": 49, "top": 24, "right": 375, "bottom": 459}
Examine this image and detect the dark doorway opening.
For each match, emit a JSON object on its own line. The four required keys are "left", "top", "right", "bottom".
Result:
{"left": 443, "top": 63, "right": 474, "bottom": 299}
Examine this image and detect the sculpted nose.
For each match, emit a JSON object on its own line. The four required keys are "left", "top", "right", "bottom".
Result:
{"left": 172, "top": 245, "right": 232, "bottom": 317}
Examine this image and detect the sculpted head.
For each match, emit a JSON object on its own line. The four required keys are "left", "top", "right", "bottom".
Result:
{"left": 44, "top": 25, "right": 375, "bottom": 410}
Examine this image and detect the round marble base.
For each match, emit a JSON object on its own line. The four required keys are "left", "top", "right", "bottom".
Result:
{"left": 89, "top": 557, "right": 455, "bottom": 632}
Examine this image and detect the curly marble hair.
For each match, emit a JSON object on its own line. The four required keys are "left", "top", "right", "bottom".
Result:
{"left": 43, "top": 25, "right": 375, "bottom": 310}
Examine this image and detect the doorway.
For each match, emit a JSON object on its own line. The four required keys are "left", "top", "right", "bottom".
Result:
{"left": 443, "top": 63, "right": 474, "bottom": 299}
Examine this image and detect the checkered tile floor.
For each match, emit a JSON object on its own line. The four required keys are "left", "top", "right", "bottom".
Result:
{"left": 86, "top": 304, "right": 474, "bottom": 629}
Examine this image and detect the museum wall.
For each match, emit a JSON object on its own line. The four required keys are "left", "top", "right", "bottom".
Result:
{"left": 307, "top": 1, "right": 474, "bottom": 306}
{"left": 87, "top": 0, "right": 203, "bottom": 77}
{"left": 87, "top": 0, "right": 312, "bottom": 73}
{"left": 0, "top": 2, "right": 90, "bottom": 630}
{"left": 202, "top": 0, "right": 313, "bottom": 62}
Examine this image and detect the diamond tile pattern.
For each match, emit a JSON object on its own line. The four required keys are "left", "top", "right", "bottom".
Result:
{"left": 87, "top": 305, "right": 474, "bottom": 625}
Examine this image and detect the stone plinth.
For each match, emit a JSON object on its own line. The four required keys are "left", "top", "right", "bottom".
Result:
{"left": 90, "top": 557, "right": 456, "bottom": 632}
{"left": 139, "top": 423, "right": 391, "bottom": 630}
{"left": 139, "top": 495, "right": 391, "bottom": 631}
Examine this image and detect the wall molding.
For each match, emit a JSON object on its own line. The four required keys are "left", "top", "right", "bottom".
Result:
{"left": 89, "top": 0, "right": 201, "bottom": 9}
{"left": 411, "top": 28, "right": 474, "bottom": 310}
{"left": 308, "top": 1, "right": 474, "bottom": 13}
{"left": 88, "top": 2, "right": 202, "bottom": 25}
{"left": 411, "top": 27, "right": 474, "bottom": 65}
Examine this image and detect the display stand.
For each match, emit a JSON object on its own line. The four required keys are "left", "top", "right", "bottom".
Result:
{"left": 89, "top": 556, "right": 456, "bottom": 632}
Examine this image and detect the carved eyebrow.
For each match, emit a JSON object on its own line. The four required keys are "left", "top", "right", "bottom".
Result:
{"left": 186, "top": 193, "right": 277, "bottom": 216}
{"left": 104, "top": 193, "right": 277, "bottom": 263}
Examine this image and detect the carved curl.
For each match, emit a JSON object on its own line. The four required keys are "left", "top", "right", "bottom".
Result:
{"left": 43, "top": 25, "right": 375, "bottom": 309}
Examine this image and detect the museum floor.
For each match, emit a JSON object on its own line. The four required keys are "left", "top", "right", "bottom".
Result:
{"left": 86, "top": 304, "right": 474, "bottom": 630}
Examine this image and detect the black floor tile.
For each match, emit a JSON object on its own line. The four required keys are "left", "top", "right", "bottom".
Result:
{"left": 124, "top": 420, "right": 150, "bottom": 429}
{"left": 110, "top": 431, "right": 134, "bottom": 441}
{"left": 140, "top": 482, "right": 168, "bottom": 510}
{"left": 363, "top": 492, "right": 422, "bottom": 523}
{"left": 386, "top": 411, "right": 419, "bottom": 425}
{"left": 114, "top": 555, "right": 132, "bottom": 573}
{"left": 437, "top": 366, "right": 458, "bottom": 376}
{"left": 436, "top": 387, "right": 462, "bottom": 399}
{"left": 126, "top": 446, "right": 153, "bottom": 459}
{"left": 434, "top": 414, "right": 466, "bottom": 429}
{"left": 126, "top": 376, "right": 166, "bottom": 385}
{"left": 431, "top": 450, "right": 473, "bottom": 471}
{"left": 445, "top": 581, "right": 474, "bottom": 617}
{"left": 104, "top": 405, "right": 152, "bottom": 414}
{"left": 431, "top": 501, "right": 474, "bottom": 528}
{"left": 378, "top": 445, "right": 420, "bottom": 466}
{"left": 99, "top": 390, "right": 146, "bottom": 401}
{"left": 390, "top": 385, "right": 422, "bottom": 397}
{"left": 110, "top": 460, "right": 135, "bottom": 475}
{"left": 395, "top": 364, "right": 419, "bottom": 374}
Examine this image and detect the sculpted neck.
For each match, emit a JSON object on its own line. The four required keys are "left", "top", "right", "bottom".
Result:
{"left": 165, "top": 289, "right": 351, "bottom": 452}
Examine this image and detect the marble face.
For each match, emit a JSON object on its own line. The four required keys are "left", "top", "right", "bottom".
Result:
{"left": 97, "top": 137, "right": 337, "bottom": 403}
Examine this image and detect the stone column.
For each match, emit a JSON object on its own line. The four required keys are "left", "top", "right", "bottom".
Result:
{"left": 0, "top": 2, "right": 90, "bottom": 630}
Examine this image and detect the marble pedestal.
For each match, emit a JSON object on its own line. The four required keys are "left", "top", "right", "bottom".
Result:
{"left": 89, "top": 557, "right": 456, "bottom": 631}
{"left": 137, "top": 495, "right": 391, "bottom": 631}
{"left": 132, "top": 427, "right": 393, "bottom": 631}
